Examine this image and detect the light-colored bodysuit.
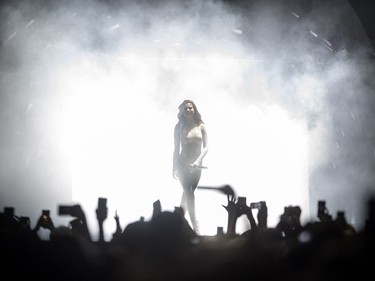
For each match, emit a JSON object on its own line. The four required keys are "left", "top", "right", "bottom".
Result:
{"left": 173, "top": 122, "right": 208, "bottom": 232}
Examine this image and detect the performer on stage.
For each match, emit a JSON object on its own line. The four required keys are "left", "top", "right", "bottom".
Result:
{"left": 173, "top": 100, "right": 208, "bottom": 233}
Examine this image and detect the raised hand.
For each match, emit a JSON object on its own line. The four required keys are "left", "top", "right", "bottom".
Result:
{"left": 112, "top": 210, "right": 122, "bottom": 239}
{"left": 257, "top": 201, "right": 268, "bottom": 229}
{"left": 222, "top": 195, "right": 242, "bottom": 236}
{"left": 71, "top": 204, "right": 91, "bottom": 241}
{"left": 34, "top": 210, "right": 55, "bottom": 232}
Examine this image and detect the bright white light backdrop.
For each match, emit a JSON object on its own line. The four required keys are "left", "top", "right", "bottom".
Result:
{"left": 56, "top": 56, "right": 309, "bottom": 239}
{"left": 6, "top": 0, "right": 373, "bottom": 240}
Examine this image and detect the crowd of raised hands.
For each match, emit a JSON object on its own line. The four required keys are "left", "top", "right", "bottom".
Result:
{"left": 1, "top": 185, "right": 374, "bottom": 281}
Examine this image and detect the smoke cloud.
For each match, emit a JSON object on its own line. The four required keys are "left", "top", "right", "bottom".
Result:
{"left": 1, "top": 0, "right": 374, "bottom": 238}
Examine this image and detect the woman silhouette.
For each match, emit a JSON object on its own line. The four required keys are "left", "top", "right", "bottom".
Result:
{"left": 173, "top": 100, "right": 208, "bottom": 233}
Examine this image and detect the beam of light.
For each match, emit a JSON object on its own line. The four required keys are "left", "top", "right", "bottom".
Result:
{"left": 54, "top": 54, "right": 309, "bottom": 240}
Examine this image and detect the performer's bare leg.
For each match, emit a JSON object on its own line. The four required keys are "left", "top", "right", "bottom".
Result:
{"left": 186, "top": 188, "right": 199, "bottom": 233}
{"left": 180, "top": 192, "right": 187, "bottom": 215}
{"left": 178, "top": 167, "right": 201, "bottom": 233}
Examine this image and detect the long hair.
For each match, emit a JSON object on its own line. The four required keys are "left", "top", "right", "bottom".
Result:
{"left": 177, "top": 100, "right": 204, "bottom": 125}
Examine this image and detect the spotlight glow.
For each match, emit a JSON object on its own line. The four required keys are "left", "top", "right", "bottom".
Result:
{"left": 56, "top": 55, "right": 309, "bottom": 239}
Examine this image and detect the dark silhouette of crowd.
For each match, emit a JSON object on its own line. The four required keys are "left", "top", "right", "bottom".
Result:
{"left": 1, "top": 185, "right": 374, "bottom": 281}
